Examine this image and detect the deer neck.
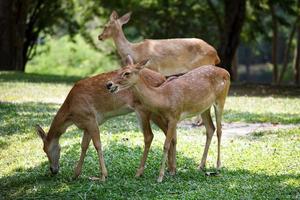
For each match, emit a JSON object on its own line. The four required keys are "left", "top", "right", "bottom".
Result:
{"left": 132, "top": 73, "right": 166, "bottom": 111}
{"left": 46, "top": 124, "right": 62, "bottom": 145}
{"left": 112, "top": 27, "right": 132, "bottom": 59}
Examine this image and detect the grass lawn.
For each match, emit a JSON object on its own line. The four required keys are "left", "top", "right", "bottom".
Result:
{"left": 0, "top": 72, "right": 299, "bottom": 199}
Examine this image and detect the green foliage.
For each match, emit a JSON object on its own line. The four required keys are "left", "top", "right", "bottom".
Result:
{"left": 0, "top": 73, "right": 300, "bottom": 199}
{"left": 25, "top": 0, "right": 79, "bottom": 62}
{"left": 26, "top": 35, "right": 119, "bottom": 77}
{"left": 78, "top": 0, "right": 221, "bottom": 47}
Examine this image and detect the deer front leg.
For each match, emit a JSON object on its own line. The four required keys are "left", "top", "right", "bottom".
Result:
{"left": 135, "top": 110, "right": 153, "bottom": 177}
{"left": 168, "top": 131, "right": 177, "bottom": 175}
{"left": 157, "top": 120, "right": 177, "bottom": 183}
{"left": 87, "top": 122, "right": 108, "bottom": 181}
{"left": 151, "top": 114, "right": 177, "bottom": 175}
{"left": 74, "top": 131, "right": 91, "bottom": 178}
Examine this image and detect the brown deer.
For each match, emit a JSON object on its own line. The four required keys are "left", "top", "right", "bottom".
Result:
{"left": 107, "top": 62, "right": 230, "bottom": 182}
{"left": 36, "top": 66, "right": 177, "bottom": 181}
{"left": 98, "top": 11, "right": 220, "bottom": 76}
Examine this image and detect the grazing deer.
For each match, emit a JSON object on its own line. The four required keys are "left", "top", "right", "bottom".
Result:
{"left": 107, "top": 62, "right": 230, "bottom": 182}
{"left": 98, "top": 11, "right": 220, "bottom": 76}
{"left": 36, "top": 67, "right": 177, "bottom": 181}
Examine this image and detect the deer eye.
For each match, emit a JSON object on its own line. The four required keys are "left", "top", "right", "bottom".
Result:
{"left": 123, "top": 72, "right": 130, "bottom": 77}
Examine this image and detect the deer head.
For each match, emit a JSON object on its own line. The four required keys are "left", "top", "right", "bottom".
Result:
{"left": 36, "top": 125, "right": 61, "bottom": 175}
{"left": 98, "top": 11, "right": 132, "bottom": 41}
{"left": 106, "top": 59, "right": 149, "bottom": 93}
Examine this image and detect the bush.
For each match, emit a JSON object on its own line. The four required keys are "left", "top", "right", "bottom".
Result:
{"left": 26, "top": 35, "right": 119, "bottom": 77}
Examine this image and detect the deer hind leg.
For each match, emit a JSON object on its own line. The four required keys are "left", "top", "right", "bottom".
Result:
{"left": 157, "top": 120, "right": 177, "bottom": 183}
{"left": 214, "top": 97, "right": 226, "bottom": 170}
{"left": 198, "top": 108, "right": 215, "bottom": 171}
{"left": 74, "top": 131, "right": 91, "bottom": 178}
{"left": 85, "top": 120, "right": 107, "bottom": 181}
{"left": 135, "top": 110, "right": 154, "bottom": 177}
{"left": 194, "top": 115, "right": 204, "bottom": 126}
{"left": 151, "top": 115, "right": 177, "bottom": 175}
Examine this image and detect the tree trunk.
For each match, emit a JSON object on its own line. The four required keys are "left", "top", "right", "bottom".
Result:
{"left": 270, "top": 2, "right": 278, "bottom": 84}
{"left": 218, "top": 0, "right": 246, "bottom": 80}
{"left": 295, "top": 25, "right": 300, "bottom": 85}
{"left": 0, "top": 0, "right": 28, "bottom": 71}
{"left": 279, "top": 15, "right": 300, "bottom": 84}
{"left": 294, "top": 0, "right": 300, "bottom": 85}
{"left": 231, "top": 49, "right": 238, "bottom": 81}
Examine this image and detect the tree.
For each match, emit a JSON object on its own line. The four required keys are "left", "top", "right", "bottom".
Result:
{"left": 216, "top": 0, "right": 246, "bottom": 78}
{"left": 0, "top": 0, "right": 78, "bottom": 71}
{"left": 294, "top": 0, "right": 300, "bottom": 85}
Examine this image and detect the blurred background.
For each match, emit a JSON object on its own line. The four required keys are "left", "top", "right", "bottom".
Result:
{"left": 0, "top": 0, "right": 300, "bottom": 85}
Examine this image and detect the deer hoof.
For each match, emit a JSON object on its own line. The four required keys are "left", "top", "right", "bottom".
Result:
{"left": 198, "top": 165, "right": 206, "bottom": 172}
{"left": 157, "top": 176, "right": 164, "bottom": 183}
{"left": 89, "top": 176, "right": 106, "bottom": 182}
{"left": 169, "top": 171, "right": 176, "bottom": 176}
{"left": 73, "top": 169, "right": 81, "bottom": 179}
{"left": 101, "top": 175, "right": 106, "bottom": 182}
{"left": 135, "top": 168, "right": 144, "bottom": 178}
{"left": 168, "top": 168, "right": 176, "bottom": 176}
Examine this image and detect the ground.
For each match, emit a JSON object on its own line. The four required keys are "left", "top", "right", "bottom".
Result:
{"left": 0, "top": 72, "right": 299, "bottom": 199}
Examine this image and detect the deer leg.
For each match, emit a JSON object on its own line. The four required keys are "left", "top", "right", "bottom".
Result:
{"left": 193, "top": 115, "right": 204, "bottom": 126}
{"left": 151, "top": 115, "right": 177, "bottom": 175}
{"left": 198, "top": 109, "right": 215, "bottom": 171}
{"left": 135, "top": 110, "right": 154, "bottom": 177}
{"left": 74, "top": 131, "right": 91, "bottom": 178}
{"left": 157, "top": 120, "right": 177, "bottom": 183}
{"left": 87, "top": 122, "right": 107, "bottom": 181}
{"left": 168, "top": 131, "right": 177, "bottom": 175}
{"left": 214, "top": 100, "right": 225, "bottom": 170}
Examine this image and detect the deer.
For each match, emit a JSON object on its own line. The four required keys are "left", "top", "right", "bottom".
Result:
{"left": 98, "top": 11, "right": 220, "bottom": 76}
{"left": 106, "top": 61, "right": 230, "bottom": 182}
{"left": 35, "top": 64, "right": 177, "bottom": 181}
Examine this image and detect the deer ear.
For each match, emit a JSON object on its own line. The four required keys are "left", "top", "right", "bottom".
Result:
{"left": 119, "top": 12, "right": 132, "bottom": 25}
{"left": 136, "top": 59, "right": 150, "bottom": 70}
{"left": 110, "top": 10, "right": 119, "bottom": 21}
{"left": 125, "top": 55, "right": 134, "bottom": 66}
{"left": 35, "top": 124, "right": 46, "bottom": 141}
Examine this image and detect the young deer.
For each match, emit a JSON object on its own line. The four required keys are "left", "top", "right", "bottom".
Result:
{"left": 107, "top": 62, "right": 230, "bottom": 182}
{"left": 36, "top": 67, "right": 177, "bottom": 181}
{"left": 98, "top": 11, "right": 220, "bottom": 76}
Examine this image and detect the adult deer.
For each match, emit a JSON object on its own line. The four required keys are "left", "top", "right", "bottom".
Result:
{"left": 107, "top": 62, "right": 230, "bottom": 182}
{"left": 36, "top": 67, "right": 176, "bottom": 181}
{"left": 98, "top": 11, "right": 220, "bottom": 76}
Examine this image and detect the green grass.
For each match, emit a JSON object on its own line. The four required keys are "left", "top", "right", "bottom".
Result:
{"left": 0, "top": 72, "right": 300, "bottom": 199}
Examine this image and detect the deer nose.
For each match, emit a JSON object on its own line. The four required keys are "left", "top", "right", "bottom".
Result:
{"left": 50, "top": 166, "right": 59, "bottom": 175}
{"left": 98, "top": 35, "right": 103, "bottom": 41}
{"left": 106, "top": 82, "right": 113, "bottom": 90}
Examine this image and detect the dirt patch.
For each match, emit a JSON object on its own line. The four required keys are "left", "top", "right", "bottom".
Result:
{"left": 178, "top": 121, "right": 299, "bottom": 138}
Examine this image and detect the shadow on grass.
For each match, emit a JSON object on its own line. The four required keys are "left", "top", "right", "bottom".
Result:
{"left": 0, "top": 101, "right": 148, "bottom": 137}
{"left": 0, "top": 72, "right": 81, "bottom": 84}
{"left": 0, "top": 142, "right": 299, "bottom": 199}
{"left": 224, "top": 109, "right": 300, "bottom": 124}
{"left": 0, "top": 101, "right": 59, "bottom": 137}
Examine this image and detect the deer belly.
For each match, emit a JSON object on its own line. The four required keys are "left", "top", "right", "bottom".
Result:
{"left": 179, "top": 111, "right": 196, "bottom": 121}
{"left": 179, "top": 100, "right": 214, "bottom": 121}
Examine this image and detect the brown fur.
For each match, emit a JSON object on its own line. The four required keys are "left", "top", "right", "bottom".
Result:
{"left": 108, "top": 64, "right": 230, "bottom": 182}
{"left": 36, "top": 68, "right": 178, "bottom": 180}
{"left": 98, "top": 11, "right": 220, "bottom": 76}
